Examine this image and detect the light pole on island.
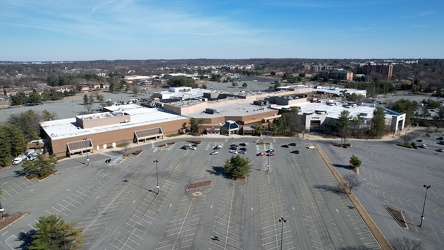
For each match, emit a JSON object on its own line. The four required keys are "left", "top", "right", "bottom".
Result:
{"left": 153, "top": 160, "right": 159, "bottom": 194}
{"left": 419, "top": 185, "right": 431, "bottom": 227}
{"left": 87, "top": 151, "right": 89, "bottom": 166}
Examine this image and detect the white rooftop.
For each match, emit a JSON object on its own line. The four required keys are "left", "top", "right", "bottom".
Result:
{"left": 41, "top": 105, "right": 186, "bottom": 140}
{"left": 276, "top": 100, "right": 399, "bottom": 120}
{"left": 187, "top": 102, "right": 273, "bottom": 119}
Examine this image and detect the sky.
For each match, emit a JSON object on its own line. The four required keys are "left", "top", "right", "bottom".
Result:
{"left": 0, "top": 0, "right": 443, "bottom": 61}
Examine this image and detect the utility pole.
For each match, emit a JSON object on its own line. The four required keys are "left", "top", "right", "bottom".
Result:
{"left": 87, "top": 152, "right": 89, "bottom": 166}
{"left": 279, "top": 217, "right": 286, "bottom": 250}
{"left": 419, "top": 185, "right": 431, "bottom": 227}
{"left": 153, "top": 160, "right": 159, "bottom": 194}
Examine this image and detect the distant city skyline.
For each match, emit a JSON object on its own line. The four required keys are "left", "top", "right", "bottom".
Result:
{"left": 1, "top": 0, "right": 443, "bottom": 61}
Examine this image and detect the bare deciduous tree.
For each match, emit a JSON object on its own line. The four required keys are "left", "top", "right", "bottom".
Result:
{"left": 391, "top": 237, "right": 424, "bottom": 250}
{"left": 343, "top": 174, "right": 362, "bottom": 194}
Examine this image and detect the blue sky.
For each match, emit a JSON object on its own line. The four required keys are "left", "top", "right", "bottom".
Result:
{"left": 0, "top": 0, "right": 442, "bottom": 61}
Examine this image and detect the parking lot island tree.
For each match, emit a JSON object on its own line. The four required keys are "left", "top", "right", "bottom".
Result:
{"left": 343, "top": 173, "right": 362, "bottom": 194}
{"left": 29, "top": 214, "right": 84, "bottom": 250}
{"left": 349, "top": 154, "right": 362, "bottom": 174}
{"left": 22, "top": 154, "right": 57, "bottom": 178}
{"left": 224, "top": 155, "right": 252, "bottom": 179}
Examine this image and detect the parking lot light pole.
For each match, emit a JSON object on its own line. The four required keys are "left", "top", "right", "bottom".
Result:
{"left": 154, "top": 160, "right": 159, "bottom": 194}
{"left": 279, "top": 217, "right": 286, "bottom": 250}
{"left": 87, "top": 152, "right": 89, "bottom": 166}
{"left": 419, "top": 185, "right": 431, "bottom": 227}
{"left": 267, "top": 155, "right": 270, "bottom": 173}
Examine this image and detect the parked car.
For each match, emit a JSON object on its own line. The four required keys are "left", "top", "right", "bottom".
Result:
{"left": 266, "top": 149, "right": 274, "bottom": 153}
{"left": 281, "top": 144, "right": 289, "bottom": 148}
{"left": 267, "top": 152, "right": 275, "bottom": 157}
{"left": 239, "top": 150, "right": 246, "bottom": 154}
{"left": 420, "top": 144, "right": 427, "bottom": 149}
{"left": 229, "top": 150, "right": 238, "bottom": 154}
{"left": 214, "top": 145, "right": 222, "bottom": 149}
{"left": 306, "top": 146, "right": 315, "bottom": 149}
{"left": 291, "top": 150, "right": 299, "bottom": 154}
{"left": 437, "top": 137, "right": 444, "bottom": 140}
{"left": 239, "top": 142, "right": 248, "bottom": 146}
{"left": 12, "top": 157, "right": 23, "bottom": 165}
{"left": 289, "top": 143, "right": 297, "bottom": 146}
{"left": 438, "top": 141, "right": 444, "bottom": 145}
{"left": 210, "top": 151, "right": 219, "bottom": 155}
{"left": 257, "top": 152, "right": 265, "bottom": 156}
{"left": 229, "top": 144, "right": 238, "bottom": 150}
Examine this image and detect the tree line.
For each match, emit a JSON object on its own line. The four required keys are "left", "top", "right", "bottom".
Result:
{"left": 0, "top": 110, "right": 55, "bottom": 167}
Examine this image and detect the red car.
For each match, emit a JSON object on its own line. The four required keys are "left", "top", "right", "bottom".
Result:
{"left": 267, "top": 152, "right": 275, "bottom": 156}
{"left": 257, "top": 152, "right": 265, "bottom": 156}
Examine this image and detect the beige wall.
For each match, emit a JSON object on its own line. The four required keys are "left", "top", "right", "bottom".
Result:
{"left": 76, "top": 114, "right": 131, "bottom": 128}
{"left": 49, "top": 118, "right": 188, "bottom": 157}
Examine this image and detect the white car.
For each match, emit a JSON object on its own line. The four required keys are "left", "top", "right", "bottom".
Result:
{"left": 306, "top": 146, "right": 315, "bottom": 149}
{"left": 12, "top": 157, "right": 23, "bottom": 165}
{"left": 210, "top": 151, "right": 219, "bottom": 155}
{"left": 229, "top": 150, "right": 238, "bottom": 154}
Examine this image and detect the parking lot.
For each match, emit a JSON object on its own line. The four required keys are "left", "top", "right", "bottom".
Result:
{"left": 0, "top": 137, "right": 380, "bottom": 249}
{"left": 318, "top": 132, "right": 444, "bottom": 250}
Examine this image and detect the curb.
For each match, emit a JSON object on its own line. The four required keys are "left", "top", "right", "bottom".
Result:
{"left": 315, "top": 144, "right": 393, "bottom": 250}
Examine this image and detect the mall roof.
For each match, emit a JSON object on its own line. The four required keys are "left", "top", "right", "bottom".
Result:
{"left": 186, "top": 102, "right": 273, "bottom": 119}
{"left": 40, "top": 105, "right": 186, "bottom": 140}
{"left": 275, "top": 100, "right": 401, "bottom": 120}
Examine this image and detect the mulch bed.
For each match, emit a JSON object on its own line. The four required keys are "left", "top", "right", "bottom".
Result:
{"left": 186, "top": 180, "right": 213, "bottom": 191}
{"left": 123, "top": 150, "right": 143, "bottom": 157}
{"left": 0, "top": 213, "right": 28, "bottom": 231}
{"left": 26, "top": 170, "right": 57, "bottom": 180}
{"left": 235, "top": 176, "right": 247, "bottom": 183}
{"left": 385, "top": 206, "right": 407, "bottom": 228}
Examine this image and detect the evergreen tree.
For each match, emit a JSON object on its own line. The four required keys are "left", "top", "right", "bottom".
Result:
{"left": 2, "top": 124, "right": 27, "bottom": 157}
{"left": 224, "top": 155, "right": 252, "bottom": 179}
{"left": 370, "top": 107, "right": 386, "bottom": 137}
{"left": 337, "top": 110, "right": 351, "bottom": 145}
{"left": 252, "top": 122, "right": 264, "bottom": 136}
{"left": 29, "top": 215, "right": 84, "bottom": 250}
{"left": 349, "top": 155, "right": 362, "bottom": 168}
{"left": 0, "top": 128, "right": 13, "bottom": 167}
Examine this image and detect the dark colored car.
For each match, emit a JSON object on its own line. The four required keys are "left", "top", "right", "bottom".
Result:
{"left": 291, "top": 150, "right": 299, "bottom": 154}
{"left": 289, "top": 143, "right": 296, "bottom": 146}
{"left": 281, "top": 144, "right": 289, "bottom": 148}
